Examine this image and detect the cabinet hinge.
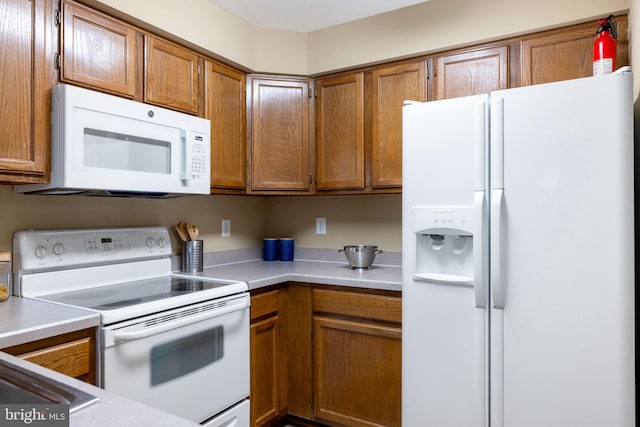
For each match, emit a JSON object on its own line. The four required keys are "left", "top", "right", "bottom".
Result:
{"left": 309, "top": 173, "right": 313, "bottom": 184}
{"left": 54, "top": 9, "right": 61, "bottom": 26}
{"left": 54, "top": 52, "right": 61, "bottom": 70}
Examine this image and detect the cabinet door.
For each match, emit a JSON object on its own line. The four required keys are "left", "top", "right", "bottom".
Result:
{"left": 1, "top": 328, "right": 97, "bottom": 385}
{"left": 435, "top": 45, "right": 508, "bottom": 100}
{"left": 249, "top": 77, "right": 312, "bottom": 193}
{"left": 61, "top": 0, "right": 141, "bottom": 98}
{"left": 250, "top": 315, "right": 280, "bottom": 427}
{"left": 204, "top": 61, "right": 246, "bottom": 191}
{"left": 521, "top": 15, "right": 629, "bottom": 86}
{"left": 250, "top": 289, "right": 288, "bottom": 427}
{"left": 313, "top": 316, "right": 402, "bottom": 427}
{"left": 145, "top": 35, "right": 200, "bottom": 114}
{"left": 370, "top": 61, "right": 426, "bottom": 188}
{"left": 0, "top": 0, "right": 56, "bottom": 183}
{"left": 316, "top": 72, "right": 364, "bottom": 190}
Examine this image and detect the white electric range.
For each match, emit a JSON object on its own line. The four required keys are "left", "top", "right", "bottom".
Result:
{"left": 13, "top": 226, "right": 250, "bottom": 427}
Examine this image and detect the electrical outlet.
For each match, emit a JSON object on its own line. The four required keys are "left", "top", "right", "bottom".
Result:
{"left": 316, "top": 217, "right": 326, "bottom": 235}
{"left": 221, "top": 219, "right": 231, "bottom": 237}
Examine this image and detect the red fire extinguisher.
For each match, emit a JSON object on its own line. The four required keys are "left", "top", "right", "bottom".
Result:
{"left": 593, "top": 15, "right": 617, "bottom": 76}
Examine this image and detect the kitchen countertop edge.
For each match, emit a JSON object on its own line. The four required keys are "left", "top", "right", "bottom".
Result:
{"left": 186, "top": 259, "right": 402, "bottom": 292}
{"left": 0, "top": 298, "right": 100, "bottom": 348}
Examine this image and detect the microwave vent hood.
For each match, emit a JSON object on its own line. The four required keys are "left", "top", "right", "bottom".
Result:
{"left": 16, "top": 189, "right": 183, "bottom": 198}
{"left": 14, "top": 84, "right": 211, "bottom": 198}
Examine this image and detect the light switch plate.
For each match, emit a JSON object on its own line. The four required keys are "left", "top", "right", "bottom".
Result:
{"left": 316, "top": 217, "right": 326, "bottom": 235}
{"left": 221, "top": 219, "right": 231, "bottom": 237}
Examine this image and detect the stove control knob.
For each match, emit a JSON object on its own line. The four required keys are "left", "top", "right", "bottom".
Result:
{"left": 146, "top": 237, "right": 156, "bottom": 247}
{"left": 52, "top": 243, "right": 64, "bottom": 256}
{"left": 35, "top": 245, "right": 46, "bottom": 259}
{"left": 157, "top": 238, "right": 167, "bottom": 248}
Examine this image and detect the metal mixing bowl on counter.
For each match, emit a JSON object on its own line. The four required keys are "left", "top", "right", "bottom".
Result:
{"left": 339, "top": 245, "right": 383, "bottom": 269}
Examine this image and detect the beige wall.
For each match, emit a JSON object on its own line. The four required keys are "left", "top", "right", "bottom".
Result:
{"left": 0, "top": 187, "right": 401, "bottom": 254}
{"left": 266, "top": 195, "right": 402, "bottom": 251}
{"left": 0, "top": 187, "right": 267, "bottom": 254}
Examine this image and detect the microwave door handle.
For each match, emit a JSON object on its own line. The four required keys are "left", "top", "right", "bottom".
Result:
{"left": 180, "top": 129, "right": 192, "bottom": 182}
{"left": 112, "top": 299, "right": 249, "bottom": 343}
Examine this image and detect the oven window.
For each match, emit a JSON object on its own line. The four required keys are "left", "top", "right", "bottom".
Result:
{"left": 150, "top": 326, "right": 224, "bottom": 386}
{"left": 84, "top": 128, "right": 171, "bottom": 174}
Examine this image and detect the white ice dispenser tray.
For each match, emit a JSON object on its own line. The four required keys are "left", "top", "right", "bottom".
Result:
{"left": 412, "top": 206, "right": 475, "bottom": 286}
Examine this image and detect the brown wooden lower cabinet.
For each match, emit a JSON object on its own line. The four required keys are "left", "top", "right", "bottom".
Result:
{"left": 251, "top": 315, "right": 281, "bottom": 425}
{"left": 250, "top": 288, "right": 288, "bottom": 427}
{"left": 1, "top": 328, "right": 97, "bottom": 385}
{"left": 251, "top": 283, "right": 401, "bottom": 427}
{"left": 314, "top": 316, "right": 401, "bottom": 427}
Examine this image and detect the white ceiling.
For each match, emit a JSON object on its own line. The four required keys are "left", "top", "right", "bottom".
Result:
{"left": 209, "top": 0, "right": 430, "bottom": 32}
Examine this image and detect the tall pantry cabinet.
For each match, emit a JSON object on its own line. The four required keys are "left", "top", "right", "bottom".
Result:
{"left": 0, "top": 0, "right": 58, "bottom": 183}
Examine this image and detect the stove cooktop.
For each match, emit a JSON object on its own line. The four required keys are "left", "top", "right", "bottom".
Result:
{"left": 37, "top": 275, "right": 248, "bottom": 324}
{"left": 37, "top": 273, "right": 246, "bottom": 324}
{"left": 43, "top": 276, "right": 232, "bottom": 310}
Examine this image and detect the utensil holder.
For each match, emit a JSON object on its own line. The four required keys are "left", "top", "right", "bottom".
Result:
{"left": 182, "top": 240, "right": 203, "bottom": 272}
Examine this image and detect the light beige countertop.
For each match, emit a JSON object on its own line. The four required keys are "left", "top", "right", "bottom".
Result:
{"left": 0, "top": 297, "right": 100, "bottom": 348}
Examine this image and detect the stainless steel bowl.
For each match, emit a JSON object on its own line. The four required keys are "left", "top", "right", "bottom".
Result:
{"left": 339, "top": 245, "right": 383, "bottom": 269}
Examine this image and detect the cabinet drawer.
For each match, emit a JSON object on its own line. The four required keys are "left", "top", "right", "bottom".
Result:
{"left": 19, "top": 338, "right": 91, "bottom": 379}
{"left": 313, "top": 288, "right": 401, "bottom": 323}
{"left": 251, "top": 290, "right": 280, "bottom": 321}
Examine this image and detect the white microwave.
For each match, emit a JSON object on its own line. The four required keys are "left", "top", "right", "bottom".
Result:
{"left": 15, "top": 84, "right": 211, "bottom": 197}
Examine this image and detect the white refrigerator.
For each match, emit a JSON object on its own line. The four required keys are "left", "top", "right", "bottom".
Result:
{"left": 402, "top": 71, "right": 635, "bottom": 427}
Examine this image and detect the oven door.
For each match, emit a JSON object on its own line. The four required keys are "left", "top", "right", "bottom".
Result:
{"left": 102, "top": 293, "right": 249, "bottom": 423}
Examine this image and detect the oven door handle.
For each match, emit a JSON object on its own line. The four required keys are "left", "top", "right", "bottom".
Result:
{"left": 112, "top": 298, "right": 249, "bottom": 343}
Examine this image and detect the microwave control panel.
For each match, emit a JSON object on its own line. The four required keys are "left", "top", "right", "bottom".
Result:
{"left": 184, "top": 132, "right": 209, "bottom": 183}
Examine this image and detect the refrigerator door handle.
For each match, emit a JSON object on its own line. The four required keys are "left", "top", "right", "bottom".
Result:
{"left": 491, "top": 188, "right": 505, "bottom": 309}
{"left": 475, "top": 102, "right": 487, "bottom": 190}
{"left": 491, "top": 98, "right": 504, "bottom": 188}
{"left": 473, "top": 190, "right": 487, "bottom": 308}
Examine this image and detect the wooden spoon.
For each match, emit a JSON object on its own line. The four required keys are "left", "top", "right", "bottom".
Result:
{"left": 178, "top": 222, "right": 191, "bottom": 240}
{"left": 174, "top": 223, "right": 188, "bottom": 242}
{"left": 186, "top": 223, "right": 199, "bottom": 241}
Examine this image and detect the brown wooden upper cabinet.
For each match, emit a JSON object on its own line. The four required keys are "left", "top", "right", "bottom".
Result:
{"left": 144, "top": 36, "right": 200, "bottom": 114}
{"left": 370, "top": 60, "right": 426, "bottom": 189}
{"left": 434, "top": 45, "right": 509, "bottom": 100}
{"left": 248, "top": 76, "right": 313, "bottom": 194}
{"left": 521, "top": 15, "right": 629, "bottom": 86}
{"left": 315, "top": 72, "right": 365, "bottom": 191}
{"left": 61, "top": 0, "right": 141, "bottom": 98}
{"left": 0, "top": 0, "right": 57, "bottom": 184}
{"left": 204, "top": 61, "right": 246, "bottom": 191}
